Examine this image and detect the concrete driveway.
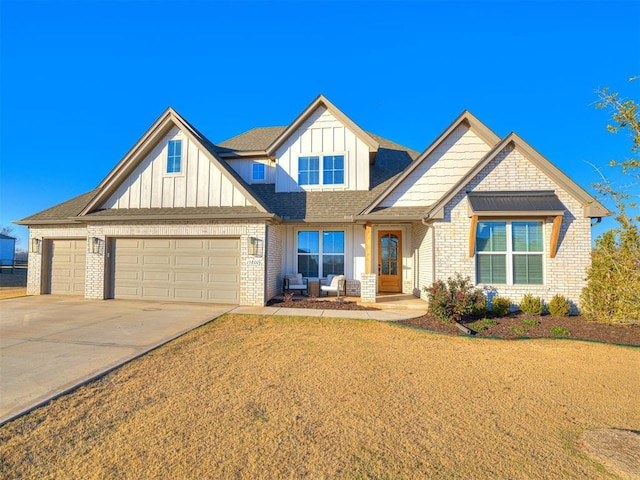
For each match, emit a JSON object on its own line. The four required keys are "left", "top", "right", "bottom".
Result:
{"left": 0, "top": 296, "right": 234, "bottom": 424}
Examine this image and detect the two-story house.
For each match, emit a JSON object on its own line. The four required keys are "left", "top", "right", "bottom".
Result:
{"left": 18, "top": 95, "right": 609, "bottom": 307}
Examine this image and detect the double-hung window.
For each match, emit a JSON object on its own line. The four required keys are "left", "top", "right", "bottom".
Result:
{"left": 167, "top": 139, "right": 182, "bottom": 174}
{"left": 297, "top": 230, "right": 345, "bottom": 278}
{"left": 476, "top": 221, "right": 543, "bottom": 285}
{"left": 298, "top": 154, "right": 344, "bottom": 186}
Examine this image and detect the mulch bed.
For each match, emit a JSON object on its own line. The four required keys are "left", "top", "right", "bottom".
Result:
{"left": 267, "top": 298, "right": 379, "bottom": 311}
{"left": 398, "top": 311, "right": 640, "bottom": 346}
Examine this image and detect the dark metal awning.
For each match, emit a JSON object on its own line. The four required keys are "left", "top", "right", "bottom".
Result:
{"left": 467, "top": 191, "right": 566, "bottom": 216}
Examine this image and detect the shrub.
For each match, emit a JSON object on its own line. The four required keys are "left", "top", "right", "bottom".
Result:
{"left": 551, "top": 326, "right": 571, "bottom": 336}
{"left": 425, "top": 274, "right": 487, "bottom": 322}
{"left": 548, "top": 294, "right": 570, "bottom": 316}
{"left": 491, "top": 297, "right": 512, "bottom": 317}
{"left": 520, "top": 294, "right": 544, "bottom": 315}
{"left": 522, "top": 319, "right": 539, "bottom": 326}
{"left": 581, "top": 228, "right": 640, "bottom": 324}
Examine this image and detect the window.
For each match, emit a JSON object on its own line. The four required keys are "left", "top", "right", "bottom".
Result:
{"left": 323, "top": 155, "right": 344, "bottom": 185}
{"left": 298, "top": 156, "right": 319, "bottom": 186}
{"left": 298, "top": 154, "right": 344, "bottom": 186}
{"left": 167, "top": 139, "right": 182, "bottom": 173}
{"left": 252, "top": 163, "right": 265, "bottom": 182}
{"left": 297, "top": 230, "right": 344, "bottom": 278}
{"left": 476, "top": 221, "right": 543, "bottom": 285}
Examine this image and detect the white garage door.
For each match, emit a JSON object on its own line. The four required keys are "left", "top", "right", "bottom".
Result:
{"left": 113, "top": 238, "right": 240, "bottom": 303}
{"left": 50, "top": 239, "right": 86, "bottom": 295}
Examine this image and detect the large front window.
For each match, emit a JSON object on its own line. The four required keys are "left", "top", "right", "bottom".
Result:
{"left": 476, "top": 221, "right": 543, "bottom": 285}
{"left": 298, "top": 155, "right": 345, "bottom": 186}
{"left": 297, "top": 230, "right": 344, "bottom": 278}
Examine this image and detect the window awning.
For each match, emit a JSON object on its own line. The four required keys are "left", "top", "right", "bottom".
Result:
{"left": 466, "top": 191, "right": 566, "bottom": 259}
{"left": 467, "top": 191, "right": 566, "bottom": 217}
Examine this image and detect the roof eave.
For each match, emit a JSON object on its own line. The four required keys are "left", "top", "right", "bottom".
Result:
{"left": 218, "top": 150, "right": 271, "bottom": 159}
{"left": 80, "top": 212, "right": 278, "bottom": 222}
{"left": 361, "top": 110, "right": 501, "bottom": 215}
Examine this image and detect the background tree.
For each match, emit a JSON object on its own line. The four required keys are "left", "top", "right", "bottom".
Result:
{"left": 1, "top": 225, "right": 15, "bottom": 237}
{"left": 581, "top": 79, "right": 640, "bottom": 323}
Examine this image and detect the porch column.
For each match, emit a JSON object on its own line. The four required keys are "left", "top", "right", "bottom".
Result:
{"left": 361, "top": 222, "right": 377, "bottom": 303}
{"left": 364, "top": 222, "right": 372, "bottom": 273}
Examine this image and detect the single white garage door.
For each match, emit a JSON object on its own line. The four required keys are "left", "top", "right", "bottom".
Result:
{"left": 113, "top": 238, "right": 240, "bottom": 303}
{"left": 50, "top": 239, "right": 86, "bottom": 295}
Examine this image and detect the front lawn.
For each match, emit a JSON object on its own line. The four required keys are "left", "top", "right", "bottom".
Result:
{"left": 1, "top": 314, "right": 638, "bottom": 479}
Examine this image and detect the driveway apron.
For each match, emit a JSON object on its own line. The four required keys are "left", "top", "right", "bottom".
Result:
{"left": 0, "top": 296, "right": 233, "bottom": 424}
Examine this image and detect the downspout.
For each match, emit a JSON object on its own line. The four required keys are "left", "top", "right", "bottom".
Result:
{"left": 590, "top": 217, "right": 602, "bottom": 227}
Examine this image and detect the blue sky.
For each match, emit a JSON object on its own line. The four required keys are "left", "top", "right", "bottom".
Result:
{"left": 1, "top": 0, "right": 639, "bottom": 248}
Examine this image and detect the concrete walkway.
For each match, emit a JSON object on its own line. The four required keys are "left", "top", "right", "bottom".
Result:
{"left": 230, "top": 305, "right": 427, "bottom": 321}
{"left": 0, "top": 296, "right": 426, "bottom": 425}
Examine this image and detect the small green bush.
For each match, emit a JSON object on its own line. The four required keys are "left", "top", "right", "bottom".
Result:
{"left": 491, "top": 297, "right": 512, "bottom": 317}
{"left": 551, "top": 326, "right": 571, "bottom": 336}
{"left": 548, "top": 294, "right": 571, "bottom": 316}
{"left": 425, "top": 274, "right": 487, "bottom": 322}
{"left": 520, "top": 294, "right": 544, "bottom": 315}
{"left": 522, "top": 319, "right": 539, "bottom": 326}
{"left": 482, "top": 318, "right": 498, "bottom": 326}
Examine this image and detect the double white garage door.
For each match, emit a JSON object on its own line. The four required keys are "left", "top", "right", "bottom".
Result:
{"left": 49, "top": 238, "right": 240, "bottom": 304}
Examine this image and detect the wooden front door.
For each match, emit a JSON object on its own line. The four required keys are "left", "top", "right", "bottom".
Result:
{"left": 378, "top": 230, "right": 402, "bottom": 293}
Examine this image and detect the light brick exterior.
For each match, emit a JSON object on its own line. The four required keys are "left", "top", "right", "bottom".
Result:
{"left": 432, "top": 145, "right": 592, "bottom": 309}
{"left": 26, "top": 225, "right": 88, "bottom": 295}
{"left": 28, "top": 221, "right": 270, "bottom": 306}
{"left": 360, "top": 273, "right": 377, "bottom": 303}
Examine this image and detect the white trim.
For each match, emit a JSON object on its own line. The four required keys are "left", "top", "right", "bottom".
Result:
{"left": 476, "top": 220, "right": 546, "bottom": 286}
{"left": 294, "top": 227, "right": 346, "bottom": 280}
{"left": 164, "top": 136, "right": 185, "bottom": 177}
{"left": 296, "top": 152, "right": 347, "bottom": 190}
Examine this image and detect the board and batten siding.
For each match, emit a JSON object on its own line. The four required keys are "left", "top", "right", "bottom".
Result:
{"left": 102, "top": 127, "right": 251, "bottom": 209}
{"left": 381, "top": 124, "right": 493, "bottom": 207}
{"left": 275, "top": 107, "right": 371, "bottom": 193}
{"left": 227, "top": 157, "right": 276, "bottom": 185}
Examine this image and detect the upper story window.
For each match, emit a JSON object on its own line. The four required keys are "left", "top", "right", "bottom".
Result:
{"left": 298, "top": 154, "right": 345, "bottom": 186}
{"left": 252, "top": 163, "right": 265, "bottom": 182}
{"left": 323, "top": 155, "right": 344, "bottom": 185}
{"left": 298, "top": 156, "right": 319, "bottom": 185}
{"left": 476, "top": 221, "right": 543, "bottom": 285}
{"left": 167, "top": 139, "right": 182, "bottom": 173}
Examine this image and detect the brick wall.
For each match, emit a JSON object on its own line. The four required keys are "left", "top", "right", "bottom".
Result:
{"left": 360, "top": 273, "right": 377, "bottom": 303}
{"left": 29, "top": 220, "right": 270, "bottom": 306}
{"left": 26, "top": 225, "right": 88, "bottom": 295}
{"left": 433, "top": 145, "right": 592, "bottom": 309}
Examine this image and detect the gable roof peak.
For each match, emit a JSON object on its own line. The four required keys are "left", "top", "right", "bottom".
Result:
{"left": 265, "top": 94, "right": 379, "bottom": 155}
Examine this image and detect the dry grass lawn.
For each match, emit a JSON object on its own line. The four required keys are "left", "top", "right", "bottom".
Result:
{"left": 1, "top": 314, "right": 639, "bottom": 479}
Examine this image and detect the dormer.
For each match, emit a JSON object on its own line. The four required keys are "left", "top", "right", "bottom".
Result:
{"left": 266, "top": 95, "right": 379, "bottom": 193}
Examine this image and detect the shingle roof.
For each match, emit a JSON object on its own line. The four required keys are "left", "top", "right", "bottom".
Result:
{"left": 216, "top": 127, "right": 420, "bottom": 160}
{"left": 16, "top": 190, "right": 100, "bottom": 224}
{"left": 250, "top": 152, "right": 413, "bottom": 221}
{"left": 217, "top": 126, "right": 286, "bottom": 152}
{"left": 0, "top": 234, "right": 16, "bottom": 240}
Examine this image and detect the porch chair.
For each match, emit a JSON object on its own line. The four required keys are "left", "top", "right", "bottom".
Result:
{"left": 320, "top": 274, "right": 346, "bottom": 297}
{"left": 283, "top": 273, "right": 308, "bottom": 295}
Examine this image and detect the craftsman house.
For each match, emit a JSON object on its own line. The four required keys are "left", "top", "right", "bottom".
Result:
{"left": 18, "top": 95, "right": 608, "bottom": 307}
